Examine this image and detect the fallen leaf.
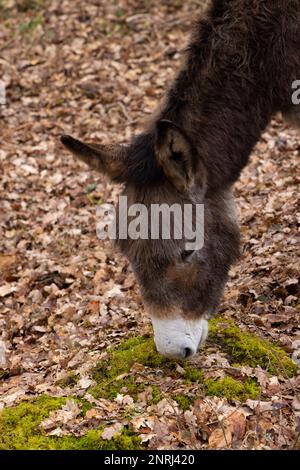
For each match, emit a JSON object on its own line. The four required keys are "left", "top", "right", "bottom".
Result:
{"left": 226, "top": 410, "right": 246, "bottom": 441}
{"left": 208, "top": 427, "right": 232, "bottom": 449}
{"left": 0, "top": 284, "right": 16, "bottom": 297}
{"left": 0, "top": 341, "right": 7, "bottom": 369}
{"left": 101, "top": 423, "right": 124, "bottom": 440}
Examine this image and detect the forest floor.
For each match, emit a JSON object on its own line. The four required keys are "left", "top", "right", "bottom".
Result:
{"left": 0, "top": 0, "right": 299, "bottom": 450}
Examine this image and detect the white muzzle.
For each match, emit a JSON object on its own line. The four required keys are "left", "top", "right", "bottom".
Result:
{"left": 151, "top": 316, "right": 208, "bottom": 359}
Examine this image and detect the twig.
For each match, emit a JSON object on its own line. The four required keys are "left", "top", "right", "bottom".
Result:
{"left": 0, "top": 39, "right": 14, "bottom": 53}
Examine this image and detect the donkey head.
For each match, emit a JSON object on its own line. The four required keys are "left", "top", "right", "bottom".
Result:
{"left": 61, "top": 120, "right": 240, "bottom": 359}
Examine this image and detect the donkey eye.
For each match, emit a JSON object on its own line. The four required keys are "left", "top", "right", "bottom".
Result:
{"left": 181, "top": 250, "right": 194, "bottom": 262}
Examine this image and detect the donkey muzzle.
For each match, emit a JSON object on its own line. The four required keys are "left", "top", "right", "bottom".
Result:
{"left": 150, "top": 316, "right": 208, "bottom": 359}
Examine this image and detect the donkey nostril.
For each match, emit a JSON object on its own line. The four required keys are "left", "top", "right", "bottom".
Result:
{"left": 184, "top": 347, "right": 193, "bottom": 358}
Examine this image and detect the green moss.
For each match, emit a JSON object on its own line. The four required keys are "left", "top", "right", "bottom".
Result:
{"left": 184, "top": 367, "right": 204, "bottom": 384}
{"left": 0, "top": 396, "right": 65, "bottom": 450}
{"left": 99, "top": 377, "right": 162, "bottom": 409}
{"left": 205, "top": 376, "right": 260, "bottom": 401}
{"left": 174, "top": 395, "right": 194, "bottom": 411}
{"left": 92, "top": 375, "right": 146, "bottom": 401}
{"left": 209, "top": 318, "right": 297, "bottom": 377}
{"left": 109, "top": 336, "right": 172, "bottom": 372}
{"left": 72, "top": 398, "right": 93, "bottom": 416}
{"left": 0, "top": 395, "right": 141, "bottom": 450}
{"left": 151, "top": 385, "right": 162, "bottom": 405}
{"left": 91, "top": 336, "right": 176, "bottom": 399}
{"left": 176, "top": 372, "right": 259, "bottom": 407}
{"left": 40, "top": 429, "right": 141, "bottom": 450}
{"left": 91, "top": 336, "right": 206, "bottom": 402}
{"left": 19, "top": 14, "right": 43, "bottom": 34}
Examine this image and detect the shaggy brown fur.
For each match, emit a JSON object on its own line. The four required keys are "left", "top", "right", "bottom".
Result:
{"left": 61, "top": 0, "right": 300, "bottom": 322}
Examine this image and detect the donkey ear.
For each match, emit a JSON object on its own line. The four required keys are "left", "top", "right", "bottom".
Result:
{"left": 155, "top": 120, "right": 197, "bottom": 192}
{"left": 60, "top": 135, "right": 127, "bottom": 182}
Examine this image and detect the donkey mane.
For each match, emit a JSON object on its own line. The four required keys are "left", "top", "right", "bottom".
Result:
{"left": 125, "top": 0, "right": 299, "bottom": 190}
{"left": 124, "top": 133, "right": 163, "bottom": 187}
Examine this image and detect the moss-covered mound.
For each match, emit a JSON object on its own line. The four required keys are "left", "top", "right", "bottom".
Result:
{"left": 92, "top": 336, "right": 170, "bottom": 380}
{"left": 90, "top": 336, "right": 175, "bottom": 400}
{"left": 0, "top": 395, "right": 141, "bottom": 450}
{"left": 90, "top": 335, "right": 261, "bottom": 409}
{"left": 1, "top": 320, "right": 296, "bottom": 448}
{"left": 209, "top": 318, "right": 297, "bottom": 377}
{"left": 205, "top": 376, "right": 260, "bottom": 401}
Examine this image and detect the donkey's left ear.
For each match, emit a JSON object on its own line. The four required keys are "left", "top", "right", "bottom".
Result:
{"left": 61, "top": 135, "right": 127, "bottom": 182}
{"left": 155, "top": 120, "right": 197, "bottom": 192}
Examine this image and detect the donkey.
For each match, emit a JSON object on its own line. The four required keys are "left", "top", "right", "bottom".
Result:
{"left": 61, "top": 0, "right": 300, "bottom": 359}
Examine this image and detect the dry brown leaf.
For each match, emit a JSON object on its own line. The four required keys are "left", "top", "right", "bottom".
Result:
{"left": 226, "top": 410, "right": 247, "bottom": 441}
{"left": 208, "top": 427, "right": 232, "bottom": 449}
{"left": 0, "top": 284, "right": 16, "bottom": 297}
{"left": 101, "top": 423, "right": 124, "bottom": 440}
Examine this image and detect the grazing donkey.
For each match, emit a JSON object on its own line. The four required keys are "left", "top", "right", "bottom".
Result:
{"left": 61, "top": 0, "right": 300, "bottom": 359}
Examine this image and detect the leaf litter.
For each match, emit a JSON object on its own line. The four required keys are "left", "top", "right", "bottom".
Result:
{"left": 0, "top": 0, "right": 299, "bottom": 450}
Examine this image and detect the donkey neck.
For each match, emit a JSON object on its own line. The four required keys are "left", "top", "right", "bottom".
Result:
{"left": 159, "top": 80, "right": 273, "bottom": 193}
{"left": 156, "top": 0, "right": 293, "bottom": 192}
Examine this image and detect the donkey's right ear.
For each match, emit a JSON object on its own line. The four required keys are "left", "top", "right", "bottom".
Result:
{"left": 60, "top": 135, "right": 127, "bottom": 182}
{"left": 155, "top": 120, "right": 197, "bottom": 193}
